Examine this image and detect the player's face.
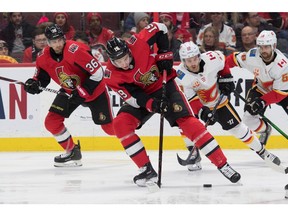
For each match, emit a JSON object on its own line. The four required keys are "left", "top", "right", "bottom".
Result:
{"left": 258, "top": 45, "right": 273, "bottom": 62}
{"left": 184, "top": 55, "right": 200, "bottom": 72}
{"left": 113, "top": 54, "right": 131, "bottom": 70}
{"left": 48, "top": 38, "right": 65, "bottom": 54}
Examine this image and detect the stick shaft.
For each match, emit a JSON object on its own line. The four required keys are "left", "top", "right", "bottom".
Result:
{"left": 0, "top": 75, "right": 70, "bottom": 98}
{"left": 157, "top": 70, "right": 167, "bottom": 188}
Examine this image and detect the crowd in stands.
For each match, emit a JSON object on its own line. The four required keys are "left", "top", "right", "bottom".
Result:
{"left": 1, "top": 12, "right": 288, "bottom": 63}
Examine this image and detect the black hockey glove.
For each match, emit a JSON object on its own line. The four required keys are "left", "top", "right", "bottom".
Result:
{"left": 155, "top": 50, "right": 173, "bottom": 76}
{"left": 147, "top": 97, "right": 169, "bottom": 114}
{"left": 246, "top": 97, "right": 266, "bottom": 115}
{"left": 218, "top": 74, "right": 235, "bottom": 96}
{"left": 69, "top": 90, "right": 86, "bottom": 104}
{"left": 24, "top": 78, "right": 42, "bottom": 94}
{"left": 198, "top": 106, "right": 216, "bottom": 126}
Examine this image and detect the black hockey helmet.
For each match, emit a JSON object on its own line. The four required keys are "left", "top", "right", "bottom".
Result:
{"left": 45, "top": 24, "right": 65, "bottom": 40}
{"left": 106, "top": 37, "right": 130, "bottom": 61}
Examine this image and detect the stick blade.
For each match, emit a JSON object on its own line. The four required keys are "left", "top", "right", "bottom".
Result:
{"left": 146, "top": 180, "right": 160, "bottom": 193}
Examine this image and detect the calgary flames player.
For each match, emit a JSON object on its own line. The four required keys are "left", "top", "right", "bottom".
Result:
{"left": 226, "top": 30, "right": 288, "bottom": 145}
{"left": 104, "top": 22, "right": 241, "bottom": 188}
{"left": 175, "top": 41, "right": 282, "bottom": 172}
{"left": 24, "top": 24, "right": 114, "bottom": 167}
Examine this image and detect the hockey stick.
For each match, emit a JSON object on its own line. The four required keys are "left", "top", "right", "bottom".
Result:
{"left": 233, "top": 90, "right": 288, "bottom": 139}
{"left": 0, "top": 75, "right": 71, "bottom": 98}
{"left": 177, "top": 93, "right": 224, "bottom": 166}
{"left": 157, "top": 70, "right": 167, "bottom": 188}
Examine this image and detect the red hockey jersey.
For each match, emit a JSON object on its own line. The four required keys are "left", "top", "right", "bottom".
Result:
{"left": 34, "top": 40, "right": 105, "bottom": 102}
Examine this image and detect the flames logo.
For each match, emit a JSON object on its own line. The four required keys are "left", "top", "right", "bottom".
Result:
{"left": 197, "top": 83, "right": 218, "bottom": 103}
{"left": 134, "top": 66, "right": 159, "bottom": 86}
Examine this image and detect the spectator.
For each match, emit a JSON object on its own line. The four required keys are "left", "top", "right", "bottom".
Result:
{"left": 0, "top": 12, "right": 35, "bottom": 62}
{"left": 86, "top": 12, "right": 114, "bottom": 61}
{"left": 237, "top": 26, "right": 257, "bottom": 52}
{"left": 36, "top": 16, "right": 49, "bottom": 27}
{"left": 22, "top": 27, "right": 47, "bottom": 63}
{"left": 196, "top": 12, "right": 236, "bottom": 53}
{"left": 199, "top": 26, "right": 222, "bottom": 53}
{"left": 159, "top": 13, "right": 182, "bottom": 61}
{"left": 160, "top": 12, "right": 193, "bottom": 43}
{"left": 123, "top": 13, "right": 136, "bottom": 33}
{"left": 73, "top": 30, "right": 104, "bottom": 62}
{"left": 0, "top": 40, "right": 18, "bottom": 63}
{"left": 53, "top": 12, "right": 75, "bottom": 40}
{"left": 133, "top": 12, "right": 150, "bottom": 33}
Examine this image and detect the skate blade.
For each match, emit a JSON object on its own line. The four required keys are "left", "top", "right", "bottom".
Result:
{"left": 146, "top": 179, "right": 160, "bottom": 193}
{"left": 54, "top": 160, "right": 82, "bottom": 167}
{"left": 187, "top": 163, "right": 202, "bottom": 171}
{"left": 264, "top": 158, "right": 287, "bottom": 174}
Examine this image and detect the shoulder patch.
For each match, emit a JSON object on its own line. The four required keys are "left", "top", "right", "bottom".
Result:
{"left": 127, "top": 35, "right": 137, "bottom": 45}
{"left": 104, "top": 68, "right": 112, "bottom": 79}
{"left": 176, "top": 69, "right": 185, "bottom": 80}
{"left": 249, "top": 48, "right": 256, "bottom": 57}
{"left": 68, "top": 43, "right": 79, "bottom": 53}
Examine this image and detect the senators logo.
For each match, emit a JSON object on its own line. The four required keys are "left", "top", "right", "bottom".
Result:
{"left": 173, "top": 103, "right": 183, "bottom": 112}
{"left": 134, "top": 66, "right": 159, "bottom": 86}
{"left": 56, "top": 66, "right": 80, "bottom": 90}
{"left": 99, "top": 112, "right": 106, "bottom": 121}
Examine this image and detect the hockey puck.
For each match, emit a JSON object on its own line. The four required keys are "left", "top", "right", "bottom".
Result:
{"left": 285, "top": 184, "right": 288, "bottom": 199}
{"left": 203, "top": 184, "right": 212, "bottom": 188}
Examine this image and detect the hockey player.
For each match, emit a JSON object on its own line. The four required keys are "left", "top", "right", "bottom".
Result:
{"left": 24, "top": 24, "right": 114, "bottom": 167}
{"left": 226, "top": 30, "right": 288, "bottom": 145}
{"left": 176, "top": 41, "right": 281, "bottom": 171}
{"left": 104, "top": 22, "right": 241, "bottom": 187}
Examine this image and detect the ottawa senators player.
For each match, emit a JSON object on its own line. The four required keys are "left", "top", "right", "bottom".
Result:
{"left": 175, "top": 41, "right": 281, "bottom": 172}
{"left": 24, "top": 24, "right": 114, "bottom": 167}
{"left": 104, "top": 22, "right": 241, "bottom": 187}
{"left": 226, "top": 30, "right": 288, "bottom": 145}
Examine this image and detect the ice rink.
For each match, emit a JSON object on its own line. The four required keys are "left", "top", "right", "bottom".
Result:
{"left": 0, "top": 149, "right": 287, "bottom": 215}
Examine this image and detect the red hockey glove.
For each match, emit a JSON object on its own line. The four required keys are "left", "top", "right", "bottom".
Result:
{"left": 155, "top": 50, "right": 173, "bottom": 75}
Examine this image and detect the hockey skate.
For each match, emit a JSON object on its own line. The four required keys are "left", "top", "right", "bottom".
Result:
{"left": 133, "top": 162, "right": 158, "bottom": 187}
{"left": 187, "top": 147, "right": 202, "bottom": 171}
{"left": 218, "top": 163, "right": 241, "bottom": 183}
{"left": 257, "top": 148, "right": 281, "bottom": 165}
{"left": 259, "top": 123, "right": 272, "bottom": 146}
{"left": 54, "top": 141, "right": 82, "bottom": 167}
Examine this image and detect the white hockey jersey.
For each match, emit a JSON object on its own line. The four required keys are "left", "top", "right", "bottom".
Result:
{"left": 175, "top": 51, "right": 227, "bottom": 108}
{"left": 234, "top": 48, "right": 288, "bottom": 94}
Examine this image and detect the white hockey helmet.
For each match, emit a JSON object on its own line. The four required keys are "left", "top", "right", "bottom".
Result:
{"left": 256, "top": 30, "right": 277, "bottom": 50}
{"left": 179, "top": 41, "right": 200, "bottom": 62}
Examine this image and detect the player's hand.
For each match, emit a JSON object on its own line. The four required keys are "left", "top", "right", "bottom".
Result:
{"left": 69, "top": 90, "right": 86, "bottom": 104}
{"left": 24, "top": 78, "right": 42, "bottom": 94}
{"left": 152, "top": 98, "right": 169, "bottom": 113}
{"left": 246, "top": 97, "right": 266, "bottom": 115}
{"left": 156, "top": 50, "right": 173, "bottom": 75}
{"left": 146, "top": 97, "right": 169, "bottom": 113}
{"left": 198, "top": 106, "right": 216, "bottom": 125}
{"left": 218, "top": 74, "right": 235, "bottom": 96}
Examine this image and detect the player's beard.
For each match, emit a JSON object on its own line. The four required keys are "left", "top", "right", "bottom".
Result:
{"left": 260, "top": 51, "right": 273, "bottom": 63}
